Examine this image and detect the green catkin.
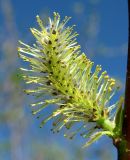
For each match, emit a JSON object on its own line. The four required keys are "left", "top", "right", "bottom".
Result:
{"left": 18, "top": 12, "right": 124, "bottom": 148}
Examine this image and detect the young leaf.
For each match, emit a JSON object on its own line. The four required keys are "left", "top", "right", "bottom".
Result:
{"left": 82, "top": 131, "right": 113, "bottom": 148}
{"left": 114, "top": 97, "right": 124, "bottom": 136}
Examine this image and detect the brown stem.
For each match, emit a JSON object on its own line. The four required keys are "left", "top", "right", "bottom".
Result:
{"left": 117, "top": 0, "right": 130, "bottom": 159}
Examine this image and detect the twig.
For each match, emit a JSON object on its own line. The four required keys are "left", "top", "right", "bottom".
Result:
{"left": 118, "top": 0, "right": 130, "bottom": 159}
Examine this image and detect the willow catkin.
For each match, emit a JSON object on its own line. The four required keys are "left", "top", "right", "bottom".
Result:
{"left": 18, "top": 12, "right": 123, "bottom": 148}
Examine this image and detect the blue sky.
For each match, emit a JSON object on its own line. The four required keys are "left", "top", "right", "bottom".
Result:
{"left": 0, "top": 0, "right": 128, "bottom": 160}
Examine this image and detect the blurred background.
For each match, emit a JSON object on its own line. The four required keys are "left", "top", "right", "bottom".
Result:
{"left": 0, "top": 0, "right": 128, "bottom": 160}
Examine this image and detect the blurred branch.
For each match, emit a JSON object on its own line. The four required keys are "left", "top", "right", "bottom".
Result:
{"left": 0, "top": 0, "right": 25, "bottom": 160}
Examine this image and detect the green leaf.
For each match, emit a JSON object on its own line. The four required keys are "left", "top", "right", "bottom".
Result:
{"left": 114, "top": 96, "right": 124, "bottom": 136}
{"left": 82, "top": 131, "right": 113, "bottom": 148}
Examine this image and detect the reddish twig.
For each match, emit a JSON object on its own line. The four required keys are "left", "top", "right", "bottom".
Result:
{"left": 118, "top": 0, "right": 130, "bottom": 159}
